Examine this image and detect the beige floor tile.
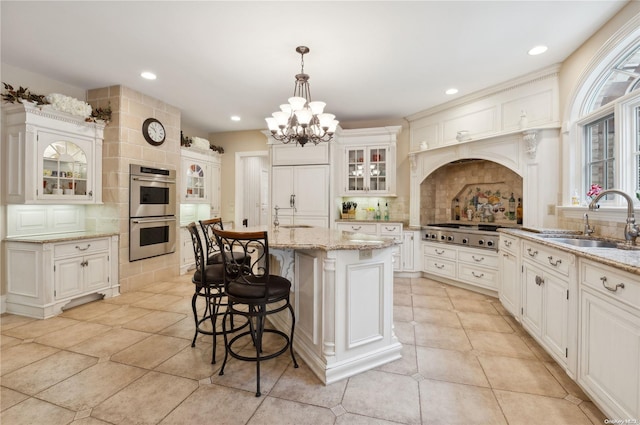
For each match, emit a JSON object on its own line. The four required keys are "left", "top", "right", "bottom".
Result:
{"left": 394, "top": 292, "right": 413, "bottom": 307}
{"left": 248, "top": 396, "right": 336, "bottom": 425}
{"left": 489, "top": 300, "right": 511, "bottom": 315}
{"left": 544, "top": 361, "right": 590, "bottom": 401}
{"left": 2, "top": 316, "right": 79, "bottom": 339}
{"left": 521, "top": 335, "right": 555, "bottom": 362}
{"left": 445, "top": 285, "right": 492, "bottom": 301}
{"left": 69, "top": 327, "right": 150, "bottom": 358}
{"left": 457, "top": 311, "right": 514, "bottom": 333}
{"left": 0, "top": 314, "right": 36, "bottom": 331}
{"left": 411, "top": 282, "right": 449, "bottom": 298}
{"left": 0, "top": 387, "right": 29, "bottom": 411}
{"left": 102, "top": 291, "right": 155, "bottom": 305}
{"left": 342, "top": 370, "right": 421, "bottom": 424}
{"left": 163, "top": 283, "right": 195, "bottom": 297}
{"left": 131, "top": 293, "right": 184, "bottom": 310}
{"left": 416, "top": 346, "right": 489, "bottom": 387}
{"left": 158, "top": 316, "right": 200, "bottom": 340}
{"left": 494, "top": 389, "right": 593, "bottom": 425}
{"left": 70, "top": 416, "right": 113, "bottom": 425}
{"left": 335, "top": 413, "right": 405, "bottom": 424}
{"left": 478, "top": 355, "right": 567, "bottom": 397}
{"left": 394, "top": 304, "right": 414, "bottom": 322}
{"left": 412, "top": 294, "right": 454, "bottom": 311}
{"left": 376, "top": 343, "right": 418, "bottom": 375}
{"left": 501, "top": 314, "right": 529, "bottom": 336}
{"left": 393, "top": 320, "right": 416, "bottom": 345}
{"left": 450, "top": 298, "right": 500, "bottom": 315}
{"left": 270, "top": 362, "right": 347, "bottom": 408}
{"left": 0, "top": 342, "right": 59, "bottom": 376}
{"left": 37, "top": 361, "right": 147, "bottom": 410}
{"left": 139, "top": 281, "right": 182, "bottom": 294}
{"left": 163, "top": 298, "right": 195, "bottom": 315}
{"left": 579, "top": 401, "right": 609, "bottom": 425}
{"left": 0, "top": 397, "right": 76, "bottom": 425}
{"left": 91, "top": 371, "right": 198, "bottom": 424}
{"left": 34, "top": 321, "right": 112, "bottom": 348}
{"left": 159, "top": 384, "right": 263, "bottom": 425}
{"left": 121, "top": 310, "right": 187, "bottom": 333}
{"left": 466, "top": 330, "right": 537, "bottom": 359}
{"left": 0, "top": 334, "right": 22, "bottom": 350}
{"left": 414, "top": 322, "right": 472, "bottom": 351}
{"left": 88, "top": 305, "right": 154, "bottom": 326}
{"left": 2, "top": 350, "right": 97, "bottom": 395}
{"left": 419, "top": 378, "right": 507, "bottom": 425}
{"left": 413, "top": 306, "right": 462, "bottom": 328}
{"left": 110, "top": 334, "right": 190, "bottom": 369}
{"left": 154, "top": 343, "right": 222, "bottom": 380}
{"left": 60, "top": 301, "right": 121, "bottom": 321}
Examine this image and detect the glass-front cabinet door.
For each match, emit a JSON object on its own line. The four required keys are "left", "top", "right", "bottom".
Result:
{"left": 368, "top": 147, "right": 387, "bottom": 192}
{"left": 346, "top": 148, "right": 366, "bottom": 192}
{"left": 181, "top": 156, "right": 209, "bottom": 203}
{"left": 344, "top": 146, "right": 390, "bottom": 194}
{"left": 38, "top": 133, "right": 94, "bottom": 201}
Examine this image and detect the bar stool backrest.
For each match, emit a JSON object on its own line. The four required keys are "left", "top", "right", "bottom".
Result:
{"left": 187, "top": 222, "right": 209, "bottom": 282}
{"left": 198, "top": 218, "right": 224, "bottom": 262}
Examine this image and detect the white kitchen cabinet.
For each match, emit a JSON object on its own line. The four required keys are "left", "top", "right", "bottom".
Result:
{"left": 5, "top": 235, "right": 119, "bottom": 318}
{"left": 402, "top": 231, "right": 417, "bottom": 272}
{"left": 272, "top": 165, "right": 329, "bottom": 227}
{"left": 180, "top": 147, "right": 221, "bottom": 207}
{"left": 337, "top": 126, "right": 401, "bottom": 196}
{"left": 499, "top": 233, "right": 521, "bottom": 319}
{"left": 578, "top": 259, "right": 640, "bottom": 421}
{"left": 335, "top": 221, "right": 404, "bottom": 270}
{"left": 209, "top": 161, "right": 221, "bottom": 216}
{"left": 521, "top": 240, "right": 573, "bottom": 367}
{"left": 179, "top": 226, "right": 196, "bottom": 275}
{"left": 3, "top": 102, "right": 104, "bottom": 204}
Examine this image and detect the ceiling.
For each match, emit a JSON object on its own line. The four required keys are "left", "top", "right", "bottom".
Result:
{"left": 0, "top": 1, "right": 630, "bottom": 134}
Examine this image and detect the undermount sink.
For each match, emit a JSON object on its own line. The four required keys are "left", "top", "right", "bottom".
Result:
{"left": 278, "top": 225, "right": 313, "bottom": 229}
{"left": 547, "top": 238, "right": 618, "bottom": 248}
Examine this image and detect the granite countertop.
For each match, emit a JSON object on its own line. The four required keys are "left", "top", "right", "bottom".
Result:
{"left": 5, "top": 231, "right": 119, "bottom": 244}
{"left": 499, "top": 228, "right": 640, "bottom": 275}
{"left": 237, "top": 226, "right": 398, "bottom": 251}
{"left": 335, "top": 219, "right": 411, "bottom": 227}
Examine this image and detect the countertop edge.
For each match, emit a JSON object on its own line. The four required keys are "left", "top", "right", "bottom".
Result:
{"left": 5, "top": 232, "right": 119, "bottom": 244}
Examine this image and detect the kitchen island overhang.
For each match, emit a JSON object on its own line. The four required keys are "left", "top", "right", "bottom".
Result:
{"left": 245, "top": 226, "right": 402, "bottom": 385}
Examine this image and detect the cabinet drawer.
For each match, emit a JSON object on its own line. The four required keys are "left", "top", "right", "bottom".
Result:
{"left": 458, "top": 263, "right": 499, "bottom": 290}
{"left": 458, "top": 250, "right": 498, "bottom": 268}
{"left": 54, "top": 238, "right": 110, "bottom": 258}
{"left": 522, "top": 241, "right": 572, "bottom": 276}
{"left": 499, "top": 234, "right": 520, "bottom": 255}
{"left": 581, "top": 260, "right": 640, "bottom": 310}
{"left": 424, "top": 256, "right": 456, "bottom": 278}
{"left": 422, "top": 243, "right": 456, "bottom": 260}
{"left": 379, "top": 223, "right": 402, "bottom": 236}
{"left": 336, "top": 223, "right": 377, "bottom": 235}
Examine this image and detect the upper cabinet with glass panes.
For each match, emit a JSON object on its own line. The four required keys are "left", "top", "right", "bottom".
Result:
{"left": 337, "top": 126, "right": 401, "bottom": 196}
{"left": 2, "top": 102, "right": 104, "bottom": 204}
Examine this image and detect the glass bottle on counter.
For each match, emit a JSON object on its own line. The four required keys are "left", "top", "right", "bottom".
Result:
{"left": 508, "top": 193, "right": 516, "bottom": 220}
{"left": 384, "top": 202, "right": 389, "bottom": 221}
{"left": 375, "top": 202, "right": 381, "bottom": 220}
{"left": 516, "top": 198, "right": 523, "bottom": 224}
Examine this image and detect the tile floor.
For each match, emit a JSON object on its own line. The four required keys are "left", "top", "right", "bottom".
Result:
{"left": 1, "top": 275, "right": 607, "bottom": 425}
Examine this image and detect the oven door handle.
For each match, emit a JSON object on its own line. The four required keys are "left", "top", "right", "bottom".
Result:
{"left": 131, "top": 217, "right": 177, "bottom": 224}
{"left": 132, "top": 177, "right": 176, "bottom": 184}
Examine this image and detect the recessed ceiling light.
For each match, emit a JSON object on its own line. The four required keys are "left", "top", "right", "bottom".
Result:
{"left": 528, "top": 45, "right": 548, "bottom": 56}
{"left": 445, "top": 88, "right": 458, "bottom": 95}
{"left": 140, "top": 71, "right": 157, "bottom": 80}
{"left": 230, "top": 115, "right": 241, "bottom": 121}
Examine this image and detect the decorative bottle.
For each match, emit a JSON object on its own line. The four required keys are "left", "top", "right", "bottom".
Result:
{"left": 384, "top": 202, "right": 389, "bottom": 221}
{"left": 508, "top": 193, "right": 516, "bottom": 220}
{"left": 516, "top": 198, "right": 523, "bottom": 225}
{"left": 454, "top": 198, "right": 460, "bottom": 220}
{"left": 376, "top": 202, "right": 381, "bottom": 220}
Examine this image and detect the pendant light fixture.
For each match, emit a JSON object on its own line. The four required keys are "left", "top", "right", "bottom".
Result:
{"left": 265, "top": 46, "right": 339, "bottom": 147}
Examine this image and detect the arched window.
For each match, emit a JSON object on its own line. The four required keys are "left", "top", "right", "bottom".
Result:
{"left": 587, "top": 44, "right": 640, "bottom": 112}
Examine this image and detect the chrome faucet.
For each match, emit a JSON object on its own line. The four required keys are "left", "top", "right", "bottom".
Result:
{"left": 588, "top": 189, "right": 639, "bottom": 246}
{"left": 273, "top": 205, "right": 295, "bottom": 228}
{"left": 583, "top": 213, "right": 595, "bottom": 236}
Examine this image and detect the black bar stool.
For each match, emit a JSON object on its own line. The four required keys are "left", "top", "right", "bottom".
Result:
{"left": 186, "top": 222, "right": 247, "bottom": 364}
{"left": 212, "top": 228, "right": 298, "bottom": 397}
{"left": 199, "top": 218, "right": 250, "bottom": 265}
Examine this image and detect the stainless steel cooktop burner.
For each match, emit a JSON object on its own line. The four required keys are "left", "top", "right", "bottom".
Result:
{"left": 421, "top": 223, "right": 502, "bottom": 250}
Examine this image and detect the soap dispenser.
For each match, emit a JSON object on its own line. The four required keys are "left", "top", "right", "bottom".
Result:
{"left": 384, "top": 202, "right": 389, "bottom": 221}
{"left": 376, "top": 202, "right": 381, "bottom": 220}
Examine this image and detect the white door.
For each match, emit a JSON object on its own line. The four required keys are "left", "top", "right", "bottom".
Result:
{"left": 293, "top": 165, "right": 329, "bottom": 217}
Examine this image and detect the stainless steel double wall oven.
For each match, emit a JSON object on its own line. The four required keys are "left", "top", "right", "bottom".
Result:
{"left": 129, "top": 164, "right": 177, "bottom": 261}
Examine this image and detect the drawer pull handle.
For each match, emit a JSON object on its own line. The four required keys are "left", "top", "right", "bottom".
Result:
{"left": 352, "top": 226, "right": 361, "bottom": 231}
{"left": 80, "top": 260, "right": 88, "bottom": 267}
{"left": 434, "top": 263, "right": 445, "bottom": 269}
{"left": 547, "top": 256, "right": 562, "bottom": 267}
{"left": 601, "top": 276, "right": 625, "bottom": 292}
{"left": 535, "top": 275, "right": 544, "bottom": 286}
{"left": 504, "top": 240, "right": 512, "bottom": 247}
{"left": 527, "top": 248, "right": 538, "bottom": 257}
{"left": 384, "top": 227, "right": 395, "bottom": 231}
{"left": 472, "top": 255, "right": 485, "bottom": 262}
{"left": 435, "top": 249, "right": 445, "bottom": 255}
{"left": 472, "top": 271, "right": 484, "bottom": 278}
{"left": 75, "top": 244, "right": 91, "bottom": 251}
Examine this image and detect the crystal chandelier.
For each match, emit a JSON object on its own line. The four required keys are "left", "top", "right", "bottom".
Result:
{"left": 265, "top": 46, "right": 339, "bottom": 147}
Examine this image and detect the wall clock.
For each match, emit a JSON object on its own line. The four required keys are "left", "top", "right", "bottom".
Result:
{"left": 142, "top": 118, "right": 166, "bottom": 146}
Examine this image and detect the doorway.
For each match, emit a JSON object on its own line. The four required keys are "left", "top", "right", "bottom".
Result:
{"left": 235, "top": 151, "right": 269, "bottom": 228}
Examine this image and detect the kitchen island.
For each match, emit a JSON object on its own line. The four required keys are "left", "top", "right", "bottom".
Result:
{"left": 249, "top": 225, "right": 402, "bottom": 385}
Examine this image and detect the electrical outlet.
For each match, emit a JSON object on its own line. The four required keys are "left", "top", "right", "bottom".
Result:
{"left": 359, "top": 250, "right": 373, "bottom": 260}
{"left": 547, "top": 204, "right": 556, "bottom": 215}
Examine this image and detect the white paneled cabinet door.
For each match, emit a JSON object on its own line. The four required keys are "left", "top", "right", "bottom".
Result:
{"left": 499, "top": 251, "right": 520, "bottom": 318}
{"left": 84, "top": 253, "right": 110, "bottom": 292}
{"left": 293, "top": 165, "right": 329, "bottom": 216}
{"left": 522, "top": 263, "right": 544, "bottom": 336}
{"left": 54, "top": 257, "right": 84, "bottom": 299}
{"left": 541, "top": 272, "right": 568, "bottom": 362}
{"left": 272, "top": 166, "right": 295, "bottom": 215}
{"left": 210, "top": 161, "right": 221, "bottom": 216}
